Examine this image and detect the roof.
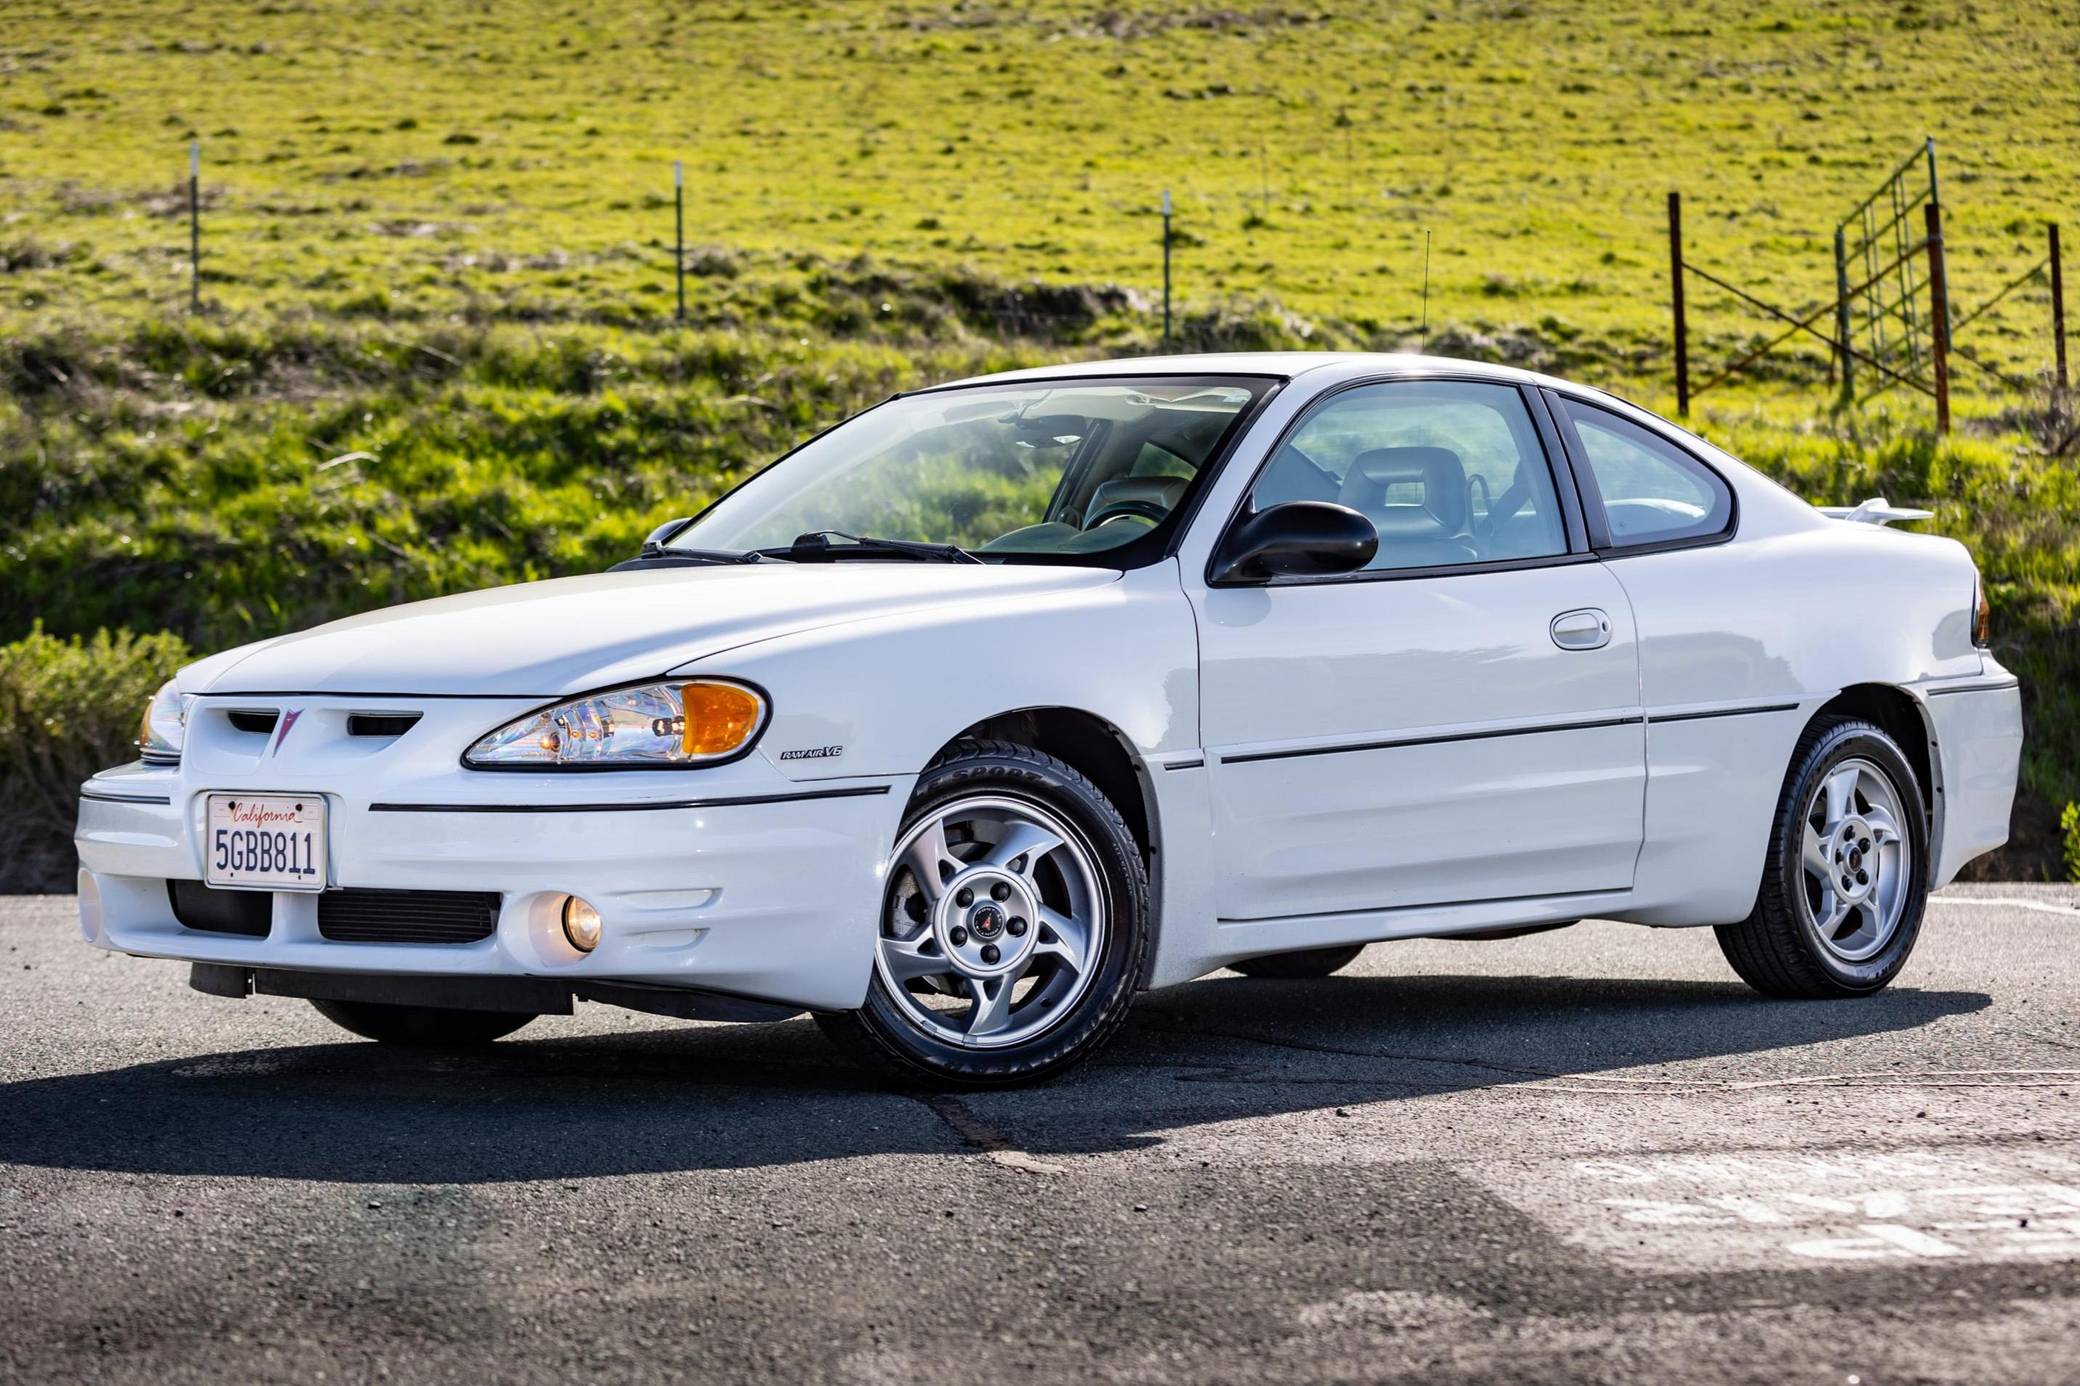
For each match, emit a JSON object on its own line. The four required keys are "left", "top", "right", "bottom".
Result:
{"left": 933, "top": 351, "right": 1551, "bottom": 392}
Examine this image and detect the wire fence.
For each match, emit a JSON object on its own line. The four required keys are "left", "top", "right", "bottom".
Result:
{"left": 1668, "top": 139, "right": 2069, "bottom": 435}
{"left": 18, "top": 136, "right": 2071, "bottom": 415}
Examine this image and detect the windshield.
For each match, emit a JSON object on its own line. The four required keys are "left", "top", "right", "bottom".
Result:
{"left": 672, "top": 377, "right": 1269, "bottom": 562}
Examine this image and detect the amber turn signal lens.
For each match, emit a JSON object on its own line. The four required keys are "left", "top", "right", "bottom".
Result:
{"left": 679, "top": 681, "right": 764, "bottom": 757}
{"left": 1972, "top": 581, "right": 1991, "bottom": 648}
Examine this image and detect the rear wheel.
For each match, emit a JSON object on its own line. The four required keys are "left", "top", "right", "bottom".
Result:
{"left": 1230, "top": 944, "right": 1365, "bottom": 979}
{"left": 309, "top": 998, "right": 536, "bottom": 1046}
{"left": 1715, "top": 716, "right": 1928, "bottom": 997}
{"left": 815, "top": 739, "right": 1148, "bottom": 1088}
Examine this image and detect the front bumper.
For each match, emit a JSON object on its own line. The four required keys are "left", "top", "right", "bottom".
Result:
{"left": 75, "top": 695, "right": 912, "bottom": 1012}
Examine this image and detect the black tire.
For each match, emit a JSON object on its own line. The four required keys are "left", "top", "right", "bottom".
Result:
{"left": 814, "top": 738, "right": 1150, "bottom": 1088}
{"left": 309, "top": 998, "right": 536, "bottom": 1046}
{"left": 1715, "top": 715, "right": 1929, "bottom": 998}
{"left": 1229, "top": 944, "right": 1365, "bottom": 979}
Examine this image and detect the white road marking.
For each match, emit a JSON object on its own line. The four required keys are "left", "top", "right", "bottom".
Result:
{"left": 1471, "top": 1147, "right": 2080, "bottom": 1268}
{"left": 1931, "top": 895, "right": 2080, "bottom": 917}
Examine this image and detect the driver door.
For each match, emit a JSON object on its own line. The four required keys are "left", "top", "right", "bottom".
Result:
{"left": 1189, "top": 378, "right": 1646, "bottom": 926}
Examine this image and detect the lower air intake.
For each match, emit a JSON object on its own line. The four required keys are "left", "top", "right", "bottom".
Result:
{"left": 169, "top": 879, "right": 271, "bottom": 937}
{"left": 317, "top": 889, "right": 502, "bottom": 945}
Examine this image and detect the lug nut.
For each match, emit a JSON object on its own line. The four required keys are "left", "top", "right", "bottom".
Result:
{"left": 1856, "top": 870, "right": 1869, "bottom": 885}
{"left": 949, "top": 925, "right": 968, "bottom": 946}
{"left": 980, "top": 944, "right": 1000, "bottom": 964}
{"left": 991, "top": 881, "right": 1011, "bottom": 902}
{"left": 1007, "top": 916, "right": 1027, "bottom": 937}
{"left": 955, "top": 887, "right": 973, "bottom": 908}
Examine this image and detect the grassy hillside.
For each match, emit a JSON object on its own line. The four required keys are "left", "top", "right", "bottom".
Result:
{"left": 2, "top": 0, "right": 2076, "bottom": 359}
{"left": 1, "top": 0, "right": 2075, "bottom": 880}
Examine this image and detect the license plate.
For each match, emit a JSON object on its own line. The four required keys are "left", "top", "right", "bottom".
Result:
{"left": 205, "top": 794, "right": 328, "bottom": 892}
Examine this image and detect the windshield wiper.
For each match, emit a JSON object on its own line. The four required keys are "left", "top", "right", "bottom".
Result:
{"left": 609, "top": 543, "right": 769, "bottom": 572}
{"left": 757, "top": 531, "right": 984, "bottom": 564}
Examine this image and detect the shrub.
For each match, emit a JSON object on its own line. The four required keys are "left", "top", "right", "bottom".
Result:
{"left": 0, "top": 624, "right": 191, "bottom": 892}
{"left": 2063, "top": 802, "right": 2080, "bottom": 886}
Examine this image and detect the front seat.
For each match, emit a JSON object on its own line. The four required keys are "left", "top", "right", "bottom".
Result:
{"left": 1082, "top": 475, "right": 1188, "bottom": 528}
{"left": 1336, "top": 447, "right": 1479, "bottom": 568}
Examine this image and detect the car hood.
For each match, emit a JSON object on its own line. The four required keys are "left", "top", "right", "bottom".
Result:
{"left": 190, "top": 563, "right": 1120, "bottom": 697}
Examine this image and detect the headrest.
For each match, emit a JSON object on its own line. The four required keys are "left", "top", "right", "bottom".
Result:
{"left": 1337, "top": 447, "right": 1468, "bottom": 536}
{"left": 1084, "top": 475, "right": 1186, "bottom": 526}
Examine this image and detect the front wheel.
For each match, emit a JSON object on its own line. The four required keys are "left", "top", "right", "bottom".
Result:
{"left": 309, "top": 998, "right": 536, "bottom": 1046}
{"left": 814, "top": 739, "right": 1149, "bottom": 1088}
{"left": 1715, "top": 716, "right": 1929, "bottom": 997}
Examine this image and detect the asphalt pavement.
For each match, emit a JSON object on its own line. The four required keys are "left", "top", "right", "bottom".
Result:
{"left": 3, "top": 884, "right": 2077, "bottom": 1384}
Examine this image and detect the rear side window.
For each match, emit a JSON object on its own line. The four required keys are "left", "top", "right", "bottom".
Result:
{"left": 1556, "top": 397, "right": 1732, "bottom": 548}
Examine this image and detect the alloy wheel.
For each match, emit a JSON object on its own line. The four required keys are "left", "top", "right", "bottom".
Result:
{"left": 875, "top": 794, "right": 1106, "bottom": 1049}
{"left": 1796, "top": 757, "right": 1912, "bottom": 964}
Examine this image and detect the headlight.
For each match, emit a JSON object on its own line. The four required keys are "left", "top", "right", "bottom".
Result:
{"left": 137, "top": 680, "right": 190, "bottom": 764}
{"left": 463, "top": 680, "right": 768, "bottom": 769}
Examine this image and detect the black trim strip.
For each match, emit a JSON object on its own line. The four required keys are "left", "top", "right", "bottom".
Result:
{"left": 1218, "top": 885, "right": 1625, "bottom": 926}
{"left": 1926, "top": 680, "right": 2020, "bottom": 697}
{"left": 1219, "top": 714, "right": 1644, "bottom": 766}
{"left": 367, "top": 785, "right": 893, "bottom": 814}
{"left": 1647, "top": 702, "right": 1800, "bottom": 724}
{"left": 80, "top": 790, "right": 174, "bottom": 806}
{"left": 196, "top": 690, "right": 552, "bottom": 700}
{"left": 1162, "top": 759, "right": 1205, "bottom": 772}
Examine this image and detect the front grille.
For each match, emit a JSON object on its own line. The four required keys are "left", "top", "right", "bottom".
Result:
{"left": 169, "top": 879, "right": 271, "bottom": 936}
{"left": 317, "top": 888, "right": 501, "bottom": 945}
{"left": 226, "top": 709, "right": 280, "bottom": 735}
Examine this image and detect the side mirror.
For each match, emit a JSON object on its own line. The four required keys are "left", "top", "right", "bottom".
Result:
{"left": 1210, "top": 502, "right": 1378, "bottom": 584}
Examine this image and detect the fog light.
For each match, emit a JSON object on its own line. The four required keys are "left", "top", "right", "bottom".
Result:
{"left": 561, "top": 896, "right": 602, "bottom": 953}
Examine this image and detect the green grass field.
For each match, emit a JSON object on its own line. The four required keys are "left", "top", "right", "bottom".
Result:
{"left": 1, "top": 0, "right": 2075, "bottom": 881}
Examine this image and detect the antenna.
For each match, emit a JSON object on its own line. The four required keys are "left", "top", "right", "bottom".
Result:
{"left": 1420, "top": 229, "right": 1432, "bottom": 344}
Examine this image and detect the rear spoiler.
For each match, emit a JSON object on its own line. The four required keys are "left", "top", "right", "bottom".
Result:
{"left": 1817, "top": 497, "right": 1934, "bottom": 527}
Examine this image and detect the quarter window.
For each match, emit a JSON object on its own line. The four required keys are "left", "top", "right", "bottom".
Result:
{"left": 1245, "top": 380, "right": 1568, "bottom": 572}
{"left": 1556, "top": 397, "right": 1732, "bottom": 548}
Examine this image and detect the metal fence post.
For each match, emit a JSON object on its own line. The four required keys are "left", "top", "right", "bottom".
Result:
{"left": 673, "top": 160, "right": 686, "bottom": 323}
{"left": 1161, "top": 189, "right": 1172, "bottom": 350}
{"left": 188, "top": 141, "right": 201, "bottom": 316}
{"left": 2052, "top": 222, "right": 2068, "bottom": 393}
{"left": 1833, "top": 226, "right": 1853, "bottom": 399}
{"left": 1668, "top": 191, "right": 1689, "bottom": 416}
{"left": 1924, "top": 201, "right": 1950, "bottom": 436}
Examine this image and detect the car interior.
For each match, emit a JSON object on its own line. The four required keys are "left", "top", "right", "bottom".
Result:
{"left": 980, "top": 391, "right": 1251, "bottom": 554}
{"left": 1247, "top": 399, "right": 1568, "bottom": 572}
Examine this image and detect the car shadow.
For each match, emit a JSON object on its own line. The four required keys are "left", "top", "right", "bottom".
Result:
{"left": 0, "top": 972, "right": 1988, "bottom": 1183}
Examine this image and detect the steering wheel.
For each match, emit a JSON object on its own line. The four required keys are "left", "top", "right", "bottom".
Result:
{"left": 1084, "top": 498, "right": 1172, "bottom": 529}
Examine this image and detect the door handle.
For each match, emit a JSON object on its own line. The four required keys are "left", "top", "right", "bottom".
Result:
{"left": 1550, "top": 608, "right": 1612, "bottom": 651}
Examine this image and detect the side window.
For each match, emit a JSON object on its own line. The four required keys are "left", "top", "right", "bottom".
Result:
{"left": 1246, "top": 380, "right": 1568, "bottom": 572}
{"left": 1556, "top": 398, "right": 1732, "bottom": 547}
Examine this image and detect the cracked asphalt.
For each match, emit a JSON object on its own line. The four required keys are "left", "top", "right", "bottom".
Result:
{"left": 3, "top": 884, "right": 2077, "bottom": 1384}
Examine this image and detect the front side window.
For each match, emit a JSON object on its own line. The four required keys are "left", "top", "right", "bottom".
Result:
{"left": 1245, "top": 379, "right": 1568, "bottom": 572}
{"left": 1556, "top": 397, "right": 1733, "bottom": 547}
{"left": 673, "top": 378, "right": 1267, "bottom": 565}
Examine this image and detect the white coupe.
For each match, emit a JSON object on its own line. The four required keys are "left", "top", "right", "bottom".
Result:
{"left": 76, "top": 353, "right": 2023, "bottom": 1085}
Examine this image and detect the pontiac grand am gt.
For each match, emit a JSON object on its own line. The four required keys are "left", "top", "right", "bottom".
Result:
{"left": 75, "top": 354, "right": 2022, "bottom": 1086}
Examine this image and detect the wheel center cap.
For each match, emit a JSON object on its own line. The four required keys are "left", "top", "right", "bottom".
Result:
{"left": 935, "top": 870, "right": 1037, "bottom": 976}
{"left": 969, "top": 903, "right": 1005, "bottom": 939}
